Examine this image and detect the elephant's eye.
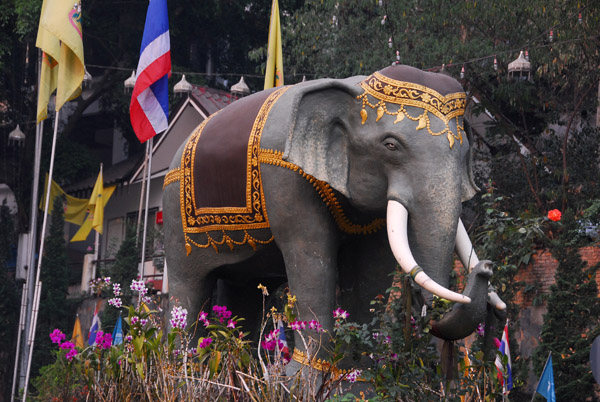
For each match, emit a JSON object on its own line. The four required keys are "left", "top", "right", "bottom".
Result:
{"left": 384, "top": 141, "right": 398, "bottom": 151}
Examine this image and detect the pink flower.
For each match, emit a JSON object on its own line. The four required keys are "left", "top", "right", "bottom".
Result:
{"left": 60, "top": 341, "right": 75, "bottom": 350}
{"left": 333, "top": 308, "right": 349, "bottom": 319}
{"left": 227, "top": 319, "right": 236, "bottom": 329}
{"left": 65, "top": 348, "right": 78, "bottom": 361}
{"left": 199, "top": 337, "right": 213, "bottom": 349}
{"left": 50, "top": 329, "right": 65, "bottom": 344}
{"left": 290, "top": 320, "right": 307, "bottom": 331}
{"left": 547, "top": 209, "right": 562, "bottom": 222}
{"left": 308, "top": 320, "right": 324, "bottom": 333}
{"left": 494, "top": 337, "right": 501, "bottom": 349}
{"left": 346, "top": 369, "right": 362, "bottom": 383}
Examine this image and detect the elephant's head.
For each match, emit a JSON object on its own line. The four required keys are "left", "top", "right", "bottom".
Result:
{"left": 284, "top": 65, "right": 491, "bottom": 339}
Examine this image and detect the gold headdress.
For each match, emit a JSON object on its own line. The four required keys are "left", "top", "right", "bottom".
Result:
{"left": 357, "top": 71, "right": 467, "bottom": 148}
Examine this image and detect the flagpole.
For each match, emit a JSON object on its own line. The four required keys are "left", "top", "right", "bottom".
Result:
{"left": 531, "top": 352, "right": 552, "bottom": 402}
{"left": 92, "top": 163, "right": 103, "bottom": 283}
{"left": 139, "top": 137, "right": 154, "bottom": 282}
{"left": 22, "top": 109, "right": 61, "bottom": 402}
{"left": 136, "top": 150, "right": 147, "bottom": 243}
{"left": 13, "top": 119, "right": 44, "bottom": 402}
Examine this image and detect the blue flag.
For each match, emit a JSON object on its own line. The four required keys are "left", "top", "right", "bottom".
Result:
{"left": 112, "top": 314, "right": 124, "bottom": 346}
{"left": 536, "top": 354, "right": 556, "bottom": 402}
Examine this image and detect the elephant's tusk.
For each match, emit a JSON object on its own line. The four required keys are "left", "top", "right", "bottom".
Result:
{"left": 455, "top": 218, "right": 480, "bottom": 272}
{"left": 455, "top": 218, "right": 507, "bottom": 311}
{"left": 386, "top": 200, "right": 471, "bottom": 304}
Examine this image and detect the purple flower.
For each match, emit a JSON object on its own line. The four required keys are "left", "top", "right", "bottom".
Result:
{"left": 108, "top": 297, "right": 122, "bottom": 308}
{"left": 113, "top": 283, "right": 122, "bottom": 297}
{"left": 170, "top": 306, "right": 188, "bottom": 330}
{"left": 60, "top": 341, "right": 75, "bottom": 350}
{"left": 131, "top": 316, "right": 140, "bottom": 325}
{"left": 212, "top": 305, "right": 232, "bottom": 323}
{"left": 346, "top": 369, "right": 362, "bottom": 383}
{"left": 95, "top": 331, "right": 112, "bottom": 350}
{"left": 65, "top": 348, "right": 78, "bottom": 361}
{"left": 476, "top": 323, "right": 485, "bottom": 337}
{"left": 308, "top": 320, "right": 324, "bottom": 333}
{"left": 130, "top": 280, "right": 147, "bottom": 294}
{"left": 140, "top": 318, "right": 148, "bottom": 326}
{"left": 333, "top": 308, "right": 349, "bottom": 319}
{"left": 125, "top": 335, "right": 133, "bottom": 342}
{"left": 227, "top": 319, "right": 236, "bottom": 329}
{"left": 290, "top": 320, "right": 307, "bottom": 331}
{"left": 199, "top": 337, "right": 213, "bottom": 349}
{"left": 50, "top": 329, "right": 66, "bottom": 344}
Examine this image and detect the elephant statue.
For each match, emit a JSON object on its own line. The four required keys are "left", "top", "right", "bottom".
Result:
{"left": 162, "top": 64, "right": 506, "bottom": 369}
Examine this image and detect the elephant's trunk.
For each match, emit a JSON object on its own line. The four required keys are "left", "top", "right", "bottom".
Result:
{"left": 386, "top": 200, "right": 470, "bottom": 304}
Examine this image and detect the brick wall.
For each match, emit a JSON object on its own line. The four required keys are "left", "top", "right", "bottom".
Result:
{"left": 513, "top": 246, "right": 600, "bottom": 307}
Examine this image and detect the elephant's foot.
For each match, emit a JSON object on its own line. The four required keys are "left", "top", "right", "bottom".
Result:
{"left": 430, "top": 260, "right": 494, "bottom": 341}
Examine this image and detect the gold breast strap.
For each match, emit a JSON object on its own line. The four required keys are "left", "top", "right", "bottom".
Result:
{"left": 291, "top": 348, "right": 366, "bottom": 382}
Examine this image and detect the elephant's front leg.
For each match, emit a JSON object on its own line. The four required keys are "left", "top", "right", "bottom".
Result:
{"left": 261, "top": 165, "right": 341, "bottom": 359}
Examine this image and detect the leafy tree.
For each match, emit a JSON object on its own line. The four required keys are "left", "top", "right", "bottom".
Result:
{"left": 287, "top": 0, "right": 600, "bottom": 214}
{"left": 532, "top": 210, "right": 600, "bottom": 400}
{"left": 0, "top": 201, "right": 19, "bottom": 401}
{"left": 32, "top": 195, "right": 74, "bottom": 378}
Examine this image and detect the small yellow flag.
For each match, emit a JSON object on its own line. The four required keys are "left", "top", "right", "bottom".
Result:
{"left": 39, "top": 0, "right": 85, "bottom": 110}
{"left": 72, "top": 315, "right": 84, "bottom": 349}
{"left": 264, "top": 0, "right": 284, "bottom": 90}
{"left": 40, "top": 173, "right": 89, "bottom": 226}
{"left": 70, "top": 185, "right": 115, "bottom": 242}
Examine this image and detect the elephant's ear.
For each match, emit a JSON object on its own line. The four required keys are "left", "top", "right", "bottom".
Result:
{"left": 283, "top": 79, "right": 363, "bottom": 199}
{"left": 461, "top": 118, "right": 481, "bottom": 202}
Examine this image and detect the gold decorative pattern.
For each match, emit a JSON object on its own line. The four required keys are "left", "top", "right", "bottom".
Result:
{"left": 291, "top": 348, "right": 366, "bottom": 381}
{"left": 180, "top": 87, "right": 289, "bottom": 248}
{"left": 259, "top": 149, "right": 385, "bottom": 235}
{"left": 357, "top": 72, "right": 466, "bottom": 148}
{"left": 184, "top": 230, "right": 274, "bottom": 255}
{"left": 163, "top": 168, "right": 182, "bottom": 189}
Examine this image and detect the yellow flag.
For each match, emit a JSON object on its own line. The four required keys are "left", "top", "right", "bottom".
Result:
{"left": 70, "top": 185, "right": 115, "bottom": 242}
{"left": 264, "top": 0, "right": 284, "bottom": 89}
{"left": 40, "top": 173, "right": 89, "bottom": 226}
{"left": 72, "top": 315, "right": 84, "bottom": 349}
{"left": 35, "top": 0, "right": 60, "bottom": 122}
{"left": 89, "top": 171, "right": 104, "bottom": 233}
{"left": 40, "top": 0, "right": 84, "bottom": 110}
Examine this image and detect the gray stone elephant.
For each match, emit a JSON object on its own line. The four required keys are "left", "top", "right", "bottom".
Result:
{"left": 162, "top": 65, "right": 506, "bottom": 363}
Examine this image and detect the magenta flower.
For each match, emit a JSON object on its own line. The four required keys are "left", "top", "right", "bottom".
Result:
{"left": 170, "top": 306, "right": 188, "bottom": 330}
{"left": 65, "top": 348, "right": 78, "bottom": 361}
{"left": 290, "top": 320, "right": 307, "bottom": 331}
{"left": 308, "top": 320, "right": 324, "bottom": 333}
{"left": 227, "top": 319, "right": 236, "bottom": 329}
{"left": 108, "top": 297, "right": 122, "bottom": 308}
{"left": 199, "top": 337, "right": 213, "bottom": 349}
{"left": 49, "top": 329, "right": 66, "bottom": 344}
{"left": 212, "top": 305, "right": 232, "bottom": 323}
{"left": 333, "top": 308, "right": 349, "bottom": 319}
{"left": 60, "top": 341, "right": 75, "bottom": 350}
{"left": 131, "top": 316, "right": 140, "bottom": 325}
{"left": 346, "top": 369, "right": 362, "bottom": 383}
{"left": 476, "top": 323, "right": 485, "bottom": 336}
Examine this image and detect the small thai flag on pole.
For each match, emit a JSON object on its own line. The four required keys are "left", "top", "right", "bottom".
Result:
{"left": 277, "top": 319, "right": 290, "bottom": 363}
{"left": 129, "top": 0, "right": 171, "bottom": 143}
{"left": 495, "top": 322, "right": 513, "bottom": 394}
{"left": 88, "top": 304, "right": 102, "bottom": 346}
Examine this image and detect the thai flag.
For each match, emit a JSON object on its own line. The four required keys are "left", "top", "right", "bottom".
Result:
{"left": 495, "top": 323, "right": 513, "bottom": 393}
{"left": 88, "top": 305, "right": 102, "bottom": 346}
{"left": 129, "top": 0, "right": 171, "bottom": 143}
{"left": 277, "top": 319, "right": 290, "bottom": 362}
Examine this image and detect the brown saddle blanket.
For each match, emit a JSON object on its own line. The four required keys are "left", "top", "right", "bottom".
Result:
{"left": 180, "top": 87, "right": 286, "bottom": 234}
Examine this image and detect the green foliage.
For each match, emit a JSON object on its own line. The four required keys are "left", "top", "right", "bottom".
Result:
{"left": 532, "top": 210, "right": 600, "bottom": 401}
{"left": 0, "top": 200, "right": 19, "bottom": 402}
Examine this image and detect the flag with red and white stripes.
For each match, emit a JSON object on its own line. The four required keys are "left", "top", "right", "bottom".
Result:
{"left": 129, "top": 0, "right": 171, "bottom": 143}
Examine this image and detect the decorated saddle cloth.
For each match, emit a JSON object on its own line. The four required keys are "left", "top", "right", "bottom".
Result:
{"left": 175, "top": 87, "right": 286, "bottom": 251}
{"left": 164, "top": 85, "right": 385, "bottom": 253}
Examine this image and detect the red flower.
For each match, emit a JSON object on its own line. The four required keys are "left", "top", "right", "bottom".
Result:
{"left": 548, "top": 209, "right": 562, "bottom": 222}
